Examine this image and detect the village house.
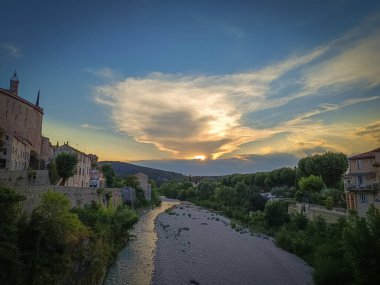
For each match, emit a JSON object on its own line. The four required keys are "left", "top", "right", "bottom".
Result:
{"left": 135, "top": 172, "right": 152, "bottom": 201}
{"left": 0, "top": 133, "right": 31, "bottom": 170}
{"left": 344, "top": 147, "right": 380, "bottom": 216}
{"left": 53, "top": 143, "right": 92, "bottom": 187}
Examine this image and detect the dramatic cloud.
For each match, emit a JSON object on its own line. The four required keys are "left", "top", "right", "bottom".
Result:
{"left": 94, "top": 23, "right": 380, "bottom": 160}
{"left": 1, "top": 43, "right": 22, "bottom": 58}
{"left": 354, "top": 121, "right": 380, "bottom": 143}
{"left": 135, "top": 153, "right": 299, "bottom": 176}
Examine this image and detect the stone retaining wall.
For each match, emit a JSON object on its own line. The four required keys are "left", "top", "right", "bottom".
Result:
{"left": 10, "top": 186, "right": 123, "bottom": 215}
{"left": 0, "top": 169, "right": 51, "bottom": 187}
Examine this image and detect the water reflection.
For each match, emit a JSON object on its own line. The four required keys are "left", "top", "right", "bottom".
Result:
{"left": 103, "top": 198, "right": 179, "bottom": 285}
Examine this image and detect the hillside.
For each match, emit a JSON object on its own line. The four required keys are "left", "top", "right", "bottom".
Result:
{"left": 100, "top": 161, "right": 186, "bottom": 186}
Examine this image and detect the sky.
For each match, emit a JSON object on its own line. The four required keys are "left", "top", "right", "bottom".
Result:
{"left": 1, "top": 0, "right": 380, "bottom": 175}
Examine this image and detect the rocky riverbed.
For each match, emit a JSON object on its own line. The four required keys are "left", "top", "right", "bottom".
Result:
{"left": 153, "top": 202, "right": 313, "bottom": 285}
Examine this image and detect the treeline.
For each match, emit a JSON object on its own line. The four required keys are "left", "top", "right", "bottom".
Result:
{"left": 160, "top": 152, "right": 348, "bottom": 212}
{"left": 0, "top": 187, "right": 138, "bottom": 285}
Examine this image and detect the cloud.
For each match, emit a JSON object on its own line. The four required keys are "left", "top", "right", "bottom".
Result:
{"left": 80, "top": 123, "right": 105, "bottom": 130}
{"left": 134, "top": 153, "right": 299, "bottom": 176}
{"left": 1, "top": 43, "right": 22, "bottom": 58}
{"left": 354, "top": 120, "right": 380, "bottom": 143}
{"left": 84, "top": 67, "right": 120, "bottom": 81}
{"left": 94, "top": 19, "right": 380, "bottom": 160}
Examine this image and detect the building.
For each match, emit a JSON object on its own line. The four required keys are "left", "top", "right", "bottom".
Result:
{"left": 0, "top": 72, "right": 43, "bottom": 157}
{"left": 53, "top": 143, "right": 92, "bottom": 187}
{"left": 89, "top": 168, "right": 105, "bottom": 188}
{"left": 39, "top": 136, "right": 53, "bottom": 167}
{"left": 135, "top": 172, "right": 152, "bottom": 201}
{"left": 344, "top": 148, "right": 380, "bottom": 216}
{"left": 0, "top": 133, "right": 31, "bottom": 170}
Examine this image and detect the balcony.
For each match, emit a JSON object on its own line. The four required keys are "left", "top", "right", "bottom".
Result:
{"left": 345, "top": 183, "right": 379, "bottom": 191}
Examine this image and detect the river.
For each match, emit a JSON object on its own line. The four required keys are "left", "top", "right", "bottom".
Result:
{"left": 102, "top": 198, "right": 179, "bottom": 285}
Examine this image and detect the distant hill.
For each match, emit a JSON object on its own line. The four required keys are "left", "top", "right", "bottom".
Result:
{"left": 100, "top": 161, "right": 187, "bottom": 186}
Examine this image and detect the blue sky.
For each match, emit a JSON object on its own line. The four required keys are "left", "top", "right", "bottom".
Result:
{"left": 1, "top": 0, "right": 380, "bottom": 175}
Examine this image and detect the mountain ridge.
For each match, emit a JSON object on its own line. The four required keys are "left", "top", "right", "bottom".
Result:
{"left": 100, "top": 161, "right": 187, "bottom": 186}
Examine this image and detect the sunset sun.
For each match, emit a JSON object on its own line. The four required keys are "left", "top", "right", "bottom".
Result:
{"left": 193, "top": 155, "right": 206, "bottom": 160}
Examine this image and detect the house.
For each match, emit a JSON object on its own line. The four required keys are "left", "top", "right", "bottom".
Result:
{"left": 89, "top": 168, "right": 105, "bottom": 188}
{"left": 53, "top": 143, "right": 92, "bottom": 187}
{"left": 0, "top": 133, "right": 31, "bottom": 170}
{"left": 135, "top": 172, "right": 152, "bottom": 201}
{"left": 344, "top": 148, "right": 380, "bottom": 216}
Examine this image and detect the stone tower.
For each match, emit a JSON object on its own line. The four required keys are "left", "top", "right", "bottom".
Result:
{"left": 9, "top": 71, "right": 19, "bottom": 95}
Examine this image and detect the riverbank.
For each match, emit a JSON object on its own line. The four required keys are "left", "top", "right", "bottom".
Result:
{"left": 153, "top": 202, "right": 313, "bottom": 285}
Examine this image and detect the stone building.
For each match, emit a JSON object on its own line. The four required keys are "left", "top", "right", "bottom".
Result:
{"left": 135, "top": 172, "right": 152, "bottom": 201}
{"left": 53, "top": 143, "right": 92, "bottom": 187}
{"left": 344, "top": 147, "right": 380, "bottom": 216}
{"left": 0, "top": 72, "right": 43, "bottom": 157}
{"left": 0, "top": 133, "right": 31, "bottom": 170}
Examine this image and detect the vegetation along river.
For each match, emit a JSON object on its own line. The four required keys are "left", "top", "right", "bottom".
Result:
{"left": 103, "top": 198, "right": 179, "bottom": 285}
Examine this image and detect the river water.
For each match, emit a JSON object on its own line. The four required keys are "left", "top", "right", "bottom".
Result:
{"left": 102, "top": 198, "right": 179, "bottom": 285}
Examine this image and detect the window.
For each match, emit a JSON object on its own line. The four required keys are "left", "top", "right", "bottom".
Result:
{"left": 358, "top": 175, "right": 363, "bottom": 184}
{"left": 360, "top": 193, "right": 367, "bottom": 203}
{"left": 357, "top": 160, "right": 362, "bottom": 170}
{"left": 5, "top": 135, "right": 9, "bottom": 140}
{"left": 2, "top": 148, "right": 7, "bottom": 155}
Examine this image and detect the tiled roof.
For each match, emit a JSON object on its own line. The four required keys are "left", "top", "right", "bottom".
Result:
{"left": 349, "top": 147, "right": 380, "bottom": 160}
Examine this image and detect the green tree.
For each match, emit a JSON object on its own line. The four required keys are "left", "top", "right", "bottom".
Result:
{"left": 47, "top": 161, "right": 59, "bottom": 185}
{"left": 0, "top": 187, "right": 26, "bottom": 284}
{"left": 342, "top": 206, "right": 380, "bottom": 284}
{"left": 298, "top": 175, "right": 325, "bottom": 201}
{"left": 55, "top": 152, "right": 78, "bottom": 185}
{"left": 264, "top": 200, "right": 289, "bottom": 227}
{"left": 101, "top": 164, "right": 115, "bottom": 188}
{"left": 297, "top": 152, "right": 348, "bottom": 188}
{"left": 26, "top": 191, "right": 89, "bottom": 284}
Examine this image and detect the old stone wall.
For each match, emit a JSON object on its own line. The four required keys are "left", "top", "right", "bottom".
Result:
{"left": 9, "top": 186, "right": 123, "bottom": 215}
{"left": 289, "top": 203, "right": 347, "bottom": 223}
{"left": 0, "top": 169, "right": 50, "bottom": 187}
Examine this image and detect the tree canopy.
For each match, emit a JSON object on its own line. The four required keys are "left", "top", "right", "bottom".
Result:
{"left": 297, "top": 152, "right": 348, "bottom": 188}
{"left": 55, "top": 152, "right": 78, "bottom": 185}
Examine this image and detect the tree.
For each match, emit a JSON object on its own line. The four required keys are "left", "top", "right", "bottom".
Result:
{"left": 47, "top": 161, "right": 59, "bottom": 185}
{"left": 0, "top": 187, "right": 25, "bottom": 284}
{"left": 101, "top": 164, "right": 115, "bottom": 188}
{"left": 297, "top": 152, "right": 348, "bottom": 188}
{"left": 264, "top": 200, "right": 289, "bottom": 226}
{"left": 26, "top": 191, "right": 89, "bottom": 284}
{"left": 55, "top": 152, "right": 78, "bottom": 185}
{"left": 298, "top": 175, "right": 325, "bottom": 201}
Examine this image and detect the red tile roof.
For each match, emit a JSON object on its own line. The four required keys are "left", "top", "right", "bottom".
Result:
{"left": 349, "top": 147, "right": 380, "bottom": 160}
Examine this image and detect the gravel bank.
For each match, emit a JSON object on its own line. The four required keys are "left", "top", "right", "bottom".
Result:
{"left": 153, "top": 202, "right": 313, "bottom": 285}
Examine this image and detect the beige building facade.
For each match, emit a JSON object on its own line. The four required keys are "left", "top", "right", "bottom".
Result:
{"left": 53, "top": 143, "right": 92, "bottom": 187}
{"left": 0, "top": 133, "right": 31, "bottom": 170}
{"left": 0, "top": 72, "right": 43, "bottom": 156}
{"left": 344, "top": 148, "right": 380, "bottom": 216}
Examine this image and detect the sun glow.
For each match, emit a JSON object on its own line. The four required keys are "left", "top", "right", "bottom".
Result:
{"left": 193, "top": 155, "right": 206, "bottom": 160}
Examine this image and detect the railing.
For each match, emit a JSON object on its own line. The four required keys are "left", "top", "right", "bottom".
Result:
{"left": 345, "top": 183, "right": 379, "bottom": 191}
